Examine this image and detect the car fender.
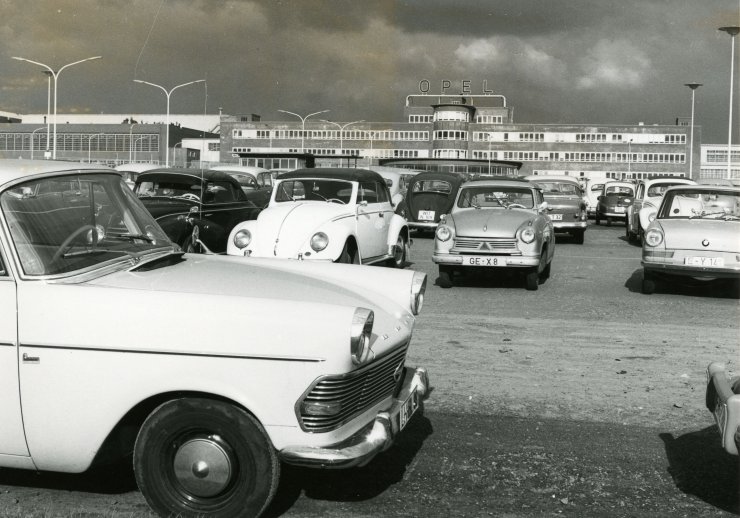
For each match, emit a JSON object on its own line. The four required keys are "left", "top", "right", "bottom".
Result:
{"left": 226, "top": 219, "right": 259, "bottom": 255}
{"left": 302, "top": 220, "right": 355, "bottom": 261}
{"left": 386, "top": 214, "right": 409, "bottom": 248}
{"left": 155, "top": 213, "right": 193, "bottom": 245}
{"left": 639, "top": 205, "right": 657, "bottom": 231}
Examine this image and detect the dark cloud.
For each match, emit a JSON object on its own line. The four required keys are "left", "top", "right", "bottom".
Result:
{"left": 1, "top": 0, "right": 737, "bottom": 143}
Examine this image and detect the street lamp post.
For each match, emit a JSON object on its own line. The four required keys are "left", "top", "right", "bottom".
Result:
{"left": 488, "top": 132, "right": 493, "bottom": 175}
{"left": 278, "top": 109, "right": 330, "bottom": 153}
{"left": 133, "top": 137, "right": 145, "bottom": 162}
{"left": 44, "top": 71, "right": 52, "bottom": 157}
{"left": 87, "top": 133, "right": 104, "bottom": 163}
{"left": 30, "top": 127, "right": 45, "bottom": 159}
{"left": 684, "top": 83, "right": 702, "bottom": 179}
{"left": 320, "top": 120, "right": 364, "bottom": 153}
{"left": 12, "top": 56, "right": 102, "bottom": 159}
{"left": 719, "top": 26, "right": 739, "bottom": 180}
{"left": 134, "top": 79, "right": 206, "bottom": 167}
{"left": 128, "top": 122, "right": 138, "bottom": 163}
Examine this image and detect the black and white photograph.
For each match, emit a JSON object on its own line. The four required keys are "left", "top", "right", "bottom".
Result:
{"left": 0, "top": 1, "right": 738, "bottom": 516}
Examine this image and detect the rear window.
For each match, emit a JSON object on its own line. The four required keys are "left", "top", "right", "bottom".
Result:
{"left": 412, "top": 180, "right": 451, "bottom": 194}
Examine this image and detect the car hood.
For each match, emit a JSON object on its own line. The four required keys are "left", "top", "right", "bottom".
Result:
{"left": 254, "top": 202, "right": 353, "bottom": 257}
{"left": 19, "top": 254, "right": 415, "bottom": 366}
{"left": 658, "top": 219, "right": 740, "bottom": 251}
{"left": 450, "top": 208, "right": 534, "bottom": 237}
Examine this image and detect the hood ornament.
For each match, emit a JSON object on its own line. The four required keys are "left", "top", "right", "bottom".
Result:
{"left": 483, "top": 224, "right": 487, "bottom": 232}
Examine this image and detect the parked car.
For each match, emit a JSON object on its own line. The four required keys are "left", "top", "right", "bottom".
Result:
{"left": 706, "top": 362, "right": 740, "bottom": 455}
{"left": 365, "top": 165, "right": 412, "bottom": 215}
{"left": 134, "top": 168, "right": 261, "bottom": 253}
{"left": 404, "top": 171, "right": 469, "bottom": 232}
{"left": 433, "top": 178, "right": 555, "bottom": 290}
{"left": 640, "top": 184, "right": 740, "bottom": 294}
{"left": 227, "top": 168, "right": 411, "bottom": 267}
{"left": 626, "top": 177, "right": 696, "bottom": 244}
{"left": 210, "top": 164, "right": 273, "bottom": 208}
{"left": 583, "top": 179, "right": 605, "bottom": 217}
{"left": 524, "top": 175, "right": 587, "bottom": 243}
{"left": 114, "top": 162, "right": 161, "bottom": 189}
{"left": 0, "top": 159, "right": 430, "bottom": 517}
{"left": 595, "top": 181, "right": 634, "bottom": 225}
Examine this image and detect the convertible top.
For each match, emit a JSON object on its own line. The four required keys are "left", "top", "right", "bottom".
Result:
{"left": 407, "top": 171, "right": 470, "bottom": 187}
{"left": 280, "top": 168, "right": 386, "bottom": 184}
{"left": 136, "top": 168, "right": 239, "bottom": 184}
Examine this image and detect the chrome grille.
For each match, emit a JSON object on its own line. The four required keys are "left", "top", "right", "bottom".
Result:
{"left": 299, "top": 343, "right": 408, "bottom": 432}
{"left": 452, "top": 237, "right": 519, "bottom": 254}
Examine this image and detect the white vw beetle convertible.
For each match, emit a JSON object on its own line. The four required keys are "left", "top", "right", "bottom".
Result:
{"left": 227, "top": 168, "right": 411, "bottom": 267}
{"left": 0, "top": 160, "right": 429, "bottom": 517}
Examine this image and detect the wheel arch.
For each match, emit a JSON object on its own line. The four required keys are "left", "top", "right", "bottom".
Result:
{"left": 89, "top": 390, "right": 266, "bottom": 470}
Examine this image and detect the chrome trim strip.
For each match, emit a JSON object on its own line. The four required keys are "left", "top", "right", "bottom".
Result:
{"left": 0, "top": 342, "right": 15, "bottom": 347}
{"left": 20, "top": 343, "right": 324, "bottom": 362}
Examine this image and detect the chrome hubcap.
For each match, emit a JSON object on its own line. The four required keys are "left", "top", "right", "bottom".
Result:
{"left": 173, "top": 436, "right": 233, "bottom": 498}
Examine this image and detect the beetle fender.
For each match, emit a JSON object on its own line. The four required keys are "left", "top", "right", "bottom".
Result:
{"left": 386, "top": 214, "right": 409, "bottom": 247}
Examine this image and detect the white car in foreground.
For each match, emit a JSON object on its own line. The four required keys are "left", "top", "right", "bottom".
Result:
{"left": 0, "top": 160, "right": 429, "bottom": 517}
{"left": 227, "top": 168, "right": 411, "bottom": 267}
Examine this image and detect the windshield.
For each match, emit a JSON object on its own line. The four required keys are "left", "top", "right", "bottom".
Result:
{"left": 274, "top": 179, "right": 354, "bottom": 203}
{"left": 533, "top": 181, "right": 579, "bottom": 195}
{"left": 647, "top": 182, "right": 684, "bottom": 197}
{"left": 658, "top": 189, "right": 740, "bottom": 220}
{"left": 457, "top": 186, "right": 535, "bottom": 209}
{"left": 2, "top": 173, "right": 172, "bottom": 276}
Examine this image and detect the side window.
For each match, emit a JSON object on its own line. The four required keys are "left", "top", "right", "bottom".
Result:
{"left": 0, "top": 253, "right": 5, "bottom": 276}
{"left": 204, "top": 181, "right": 236, "bottom": 204}
{"left": 375, "top": 181, "right": 389, "bottom": 204}
{"left": 358, "top": 182, "right": 379, "bottom": 204}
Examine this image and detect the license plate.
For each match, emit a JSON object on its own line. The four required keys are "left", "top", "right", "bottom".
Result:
{"left": 685, "top": 256, "right": 724, "bottom": 267}
{"left": 399, "top": 388, "right": 419, "bottom": 431}
{"left": 549, "top": 214, "right": 563, "bottom": 221}
{"left": 464, "top": 256, "right": 504, "bottom": 266}
{"left": 615, "top": 206, "right": 625, "bottom": 213}
{"left": 418, "top": 210, "right": 435, "bottom": 221}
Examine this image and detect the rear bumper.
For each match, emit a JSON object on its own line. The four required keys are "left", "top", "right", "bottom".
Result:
{"left": 279, "top": 367, "right": 430, "bottom": 468}
{"left": 408, "top": 221, "right": 439, "bottom": 230}
{"left": 552, "top": 221, "right": 587, "bottom": 230}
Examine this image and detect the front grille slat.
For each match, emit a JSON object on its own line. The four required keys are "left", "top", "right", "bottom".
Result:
{"left": 452, "top": 237, "right": 519, "bottom": 254}
{"left": 299, "top": 343, "right": 408, "bottom": 432}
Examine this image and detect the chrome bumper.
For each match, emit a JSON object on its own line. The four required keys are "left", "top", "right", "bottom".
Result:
{"left": 279, "top": 367, "right": 430, "bottom": 468}
{"left": 408, "top": 221, "right": 438, "bottom": 230}
{"left": 552, "top": 221, "right": 587, "bottom": 230}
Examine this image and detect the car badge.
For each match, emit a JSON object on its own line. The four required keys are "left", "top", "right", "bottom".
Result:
{"left": 480, "top": 242, "right": 490, "bottom": 251}
{"left": 702, "top": 239, "right": 710, "bottom": 247}
{"left": 393, "top": 361, "right": 405, "bottom": 382}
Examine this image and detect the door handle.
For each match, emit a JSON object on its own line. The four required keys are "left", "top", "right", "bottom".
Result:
{"left": 378, "top": 212, "right": 384, "bottom": 218}
{"left": 22, "top": 353, "right": 39, "bottom": 363}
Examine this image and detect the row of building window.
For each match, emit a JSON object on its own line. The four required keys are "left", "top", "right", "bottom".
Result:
{"left": 237, "top": 129, "right": 430, "bottom": 141}
{"left": 705, "top": 150, "right": 740, "bottom": 162}
{"left": 433, "top": 111, "right": 469, "bottom": 122}
{"left": 434, "top": 130, "right": 468, "bottom": 140}
{"left": 408, "top": 115, "right": 433, "bottom": 123}
{"left": 472, "top": 132, "right": 688, "bottom": 144}
{"left": 0, "top": 133, "right": 159, "bottom": 152}
{"left": 475, "top": 115, "right": 504, "bottom": 124}
{"left": 470, "top": 149, "right": 686, "bottom": 164}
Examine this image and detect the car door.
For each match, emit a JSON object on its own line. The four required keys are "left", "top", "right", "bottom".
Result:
{"left": 0, "top": 252, "right": 29, "bottom": 457}
{"left": 355, "top": 181, "right": 387, "bottom": 260}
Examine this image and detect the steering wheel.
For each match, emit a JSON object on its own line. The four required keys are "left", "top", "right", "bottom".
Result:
{"left": 326, "top": 198, "right": 346, "bottom": 204}
{"left": 507, "top": 203, "right": 527, "bottom": 209}
{"left": 52, "top": 224, "right": 97, "bottom": 263}
{"left": 179, "top": 193, "right": 200, "bottom": 202}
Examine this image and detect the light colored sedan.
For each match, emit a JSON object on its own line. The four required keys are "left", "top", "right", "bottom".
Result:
{"left": 227, "top": 168, "right": 410, "bottom": 267}
{"left": 0, "top": 159, "right": 429, "bottom": 517}
{"left": 433, "top": 178, "right": 555, "bottom": 290}
{"left": 524, "top": 175, "right": 588, "bottom": 243}
{"left": 641, "top": 184, "right": 740, "bottom": 294}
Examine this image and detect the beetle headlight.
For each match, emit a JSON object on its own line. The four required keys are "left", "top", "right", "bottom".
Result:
{"left": 410, "top": 271, "right": 427, "bottom": 315}
{"left": 350, "top": 308, "right": 374, "bottom": 366}
{"left": 233, "top": 229, "right": 252, "bottom": 249}
{"left": 644, "top": 228, "right": 664, "bottom": 247}
{"left": 310, "top": 232, "right": 329, "bottom": 252}
{"left": 520, "top": 227, "right": 536, "bottom": 244}
{"left": 436, "top": 225, "right": 452, "bottom": 242}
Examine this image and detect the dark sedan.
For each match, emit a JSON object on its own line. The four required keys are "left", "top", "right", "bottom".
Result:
{"left": 404, "top": 171, "right": 470, "bottom": 232}
{"left": 134, "top": 168, "right": 261, "bottom": 253}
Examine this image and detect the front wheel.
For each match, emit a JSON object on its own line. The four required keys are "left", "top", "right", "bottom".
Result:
{"left": 641, "top": 271, "right": 656, "bottom": 295}
{"left": 438, "top": 265, "right": 453, "bottom": 288}
{"left": 134, "top": 398, "right": 280, "bottom": 518}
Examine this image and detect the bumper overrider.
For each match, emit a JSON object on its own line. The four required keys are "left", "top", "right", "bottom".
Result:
{"left": 279, "top": 366, "right": 430, "bottom": 468}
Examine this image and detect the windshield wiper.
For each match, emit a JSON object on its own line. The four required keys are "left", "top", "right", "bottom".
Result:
{"left": 107, "top": 233, "right": 155, "bottom": 243}
{"left": 62, "top": 248, "right": 134, "bottom": 259}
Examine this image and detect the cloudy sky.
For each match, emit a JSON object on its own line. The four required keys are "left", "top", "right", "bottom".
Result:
{"left": 2, "top": 0, "right": 738, "bottom": 143}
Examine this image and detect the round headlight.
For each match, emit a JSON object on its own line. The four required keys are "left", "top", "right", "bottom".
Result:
{"left": 644, "top": 228, "right": 664, "bottom": 247}
{"left": 233, "top": 229, "right": 251, "bottom": 249}
{"left": 520, "top": 227, "right": 536, "bottom": 244}
{"left": 410, "top": 271, "right": 427, "bottom": 315}
{"left": 350, "top": 308, "right": 374, "bottom": 366}
{"left": 436, "top": 225, "right": 452, "bottom": 242}
{"left": 310, "top": 232, "right": 329, "bottom": 252}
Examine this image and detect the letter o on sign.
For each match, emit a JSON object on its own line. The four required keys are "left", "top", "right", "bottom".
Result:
{"left": 418, "top": 80, "right": 430, "bottom": 93}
